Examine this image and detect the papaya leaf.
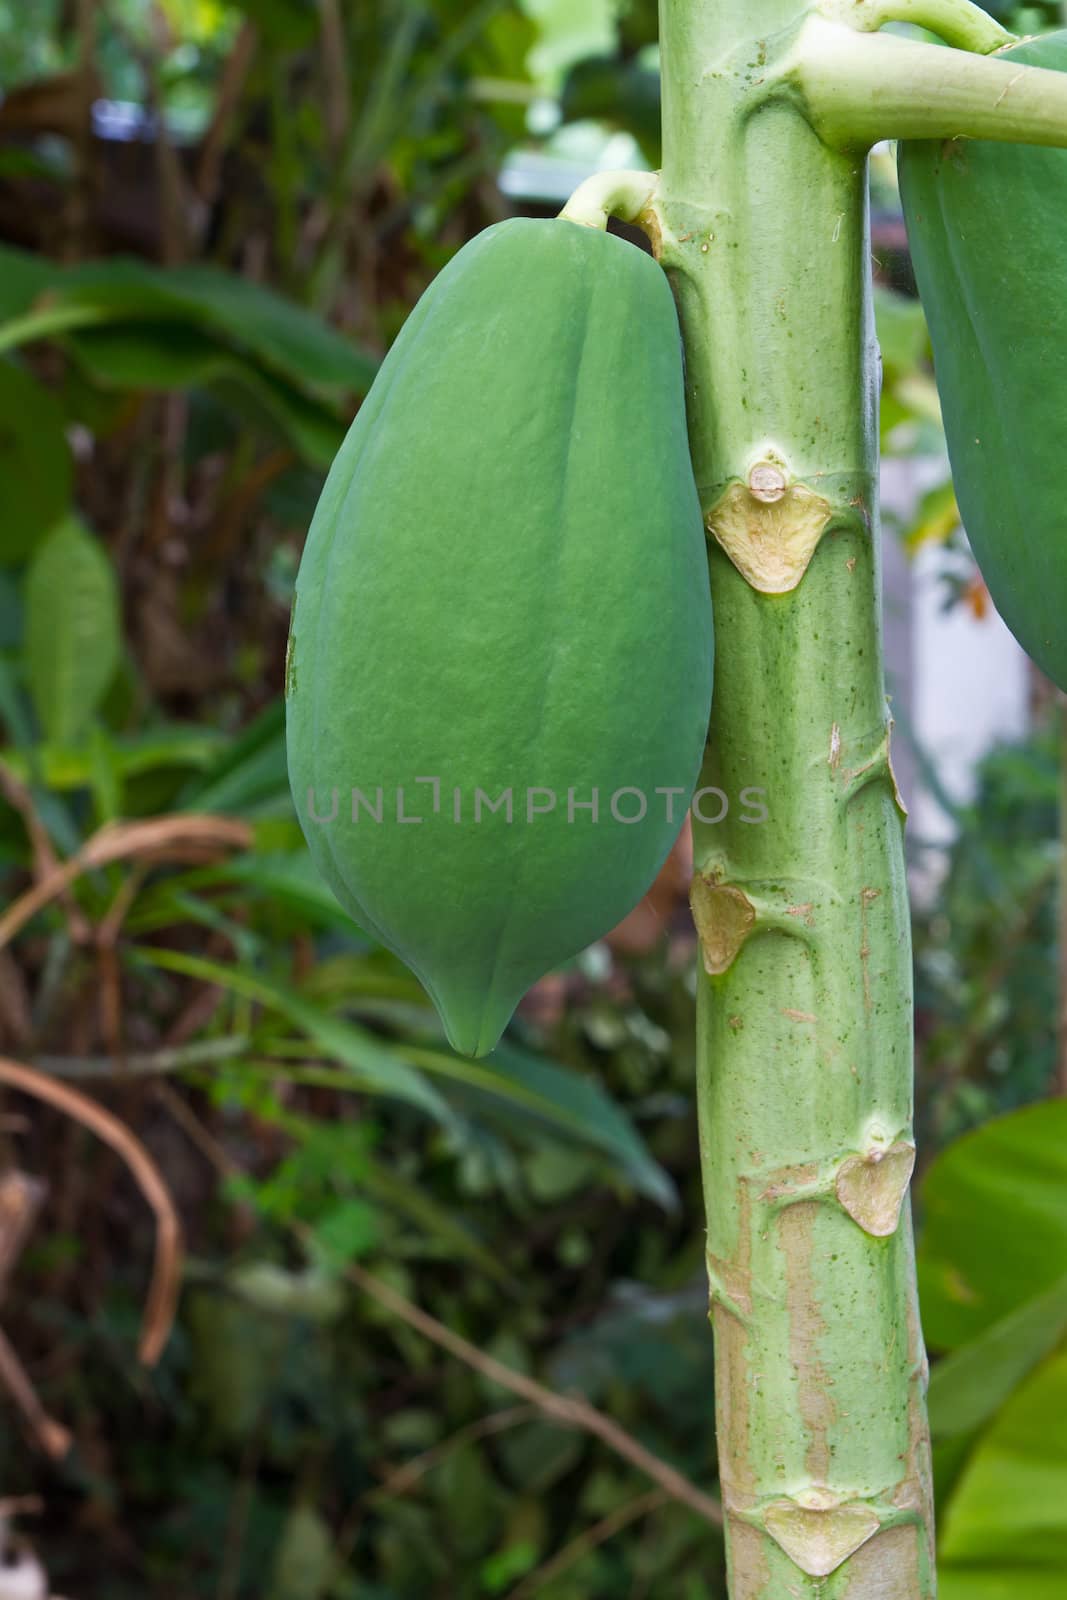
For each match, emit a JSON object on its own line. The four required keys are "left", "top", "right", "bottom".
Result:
{"left": 917, "top": 1100, "right": 1067, "bottom": 1352}
{"left": 938, "top": 1347, "right": 1067, "bottom": 1598}
{"left": 23, "top": 517, "right": 121, "bottom": 745}
{"left": 929, "top": 1273, "right": 1067, "bottom": 1440}
{"left": 0, "top": 359, "right": 73, "bottom": 565}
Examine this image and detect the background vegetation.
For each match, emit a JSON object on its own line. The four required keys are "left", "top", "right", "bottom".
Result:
{"left": 0, "top": 3, "right": 1064, "bottom": 1596}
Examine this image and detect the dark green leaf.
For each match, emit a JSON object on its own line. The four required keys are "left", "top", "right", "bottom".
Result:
{"left": 917, "top": 1100, "right": 1067, "bottom": 1350}
{"left": 939, "top": 1347, "right": 1067, "bottom": 1597}
{"left": 134, "top": 945, "right": 457, "bottom": 1131}
{"left": 23, "top": 517, "right": 121, "bottom": 744}
{"left": 57, "top": 255, "right": 375, "bottom": 396}
{"left": 409, "top": 1039, "right": 676, "bottom": 1210}
{"left": 929, "top": 1274, "right": 1067, "bottom": 1440}
{"left": 0, "top": 359, "right": 73, "bottom": 565}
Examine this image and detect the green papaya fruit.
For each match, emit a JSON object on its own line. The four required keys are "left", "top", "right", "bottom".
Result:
{"left": 286, "top": 218, "right": 713, "bottom": 1058}
{"left": 898, "top": 31, "right": 1067, "bottom": 690}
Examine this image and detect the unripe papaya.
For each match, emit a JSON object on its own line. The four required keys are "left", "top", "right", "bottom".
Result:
{"left": 286, "top": 218, "right": 713, "bottom": 1058}
{"left": 898, "top": 31, "right": 1067, "bottom": 690}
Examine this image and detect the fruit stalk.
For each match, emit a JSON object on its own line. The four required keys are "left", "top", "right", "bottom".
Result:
{"left": 792, "top": 16, "right": 1067, "bottom": 148}
{"left": 819, "top": 0, "right": 1012, "bottom": 52}
{"left": 655, "top": 1, "right": 934, "bottom": 1592}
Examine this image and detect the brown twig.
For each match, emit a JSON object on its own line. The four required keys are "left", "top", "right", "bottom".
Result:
{"left": 194, "top": 20, "right": 258, "bottom": 210}
{"left": 333, "top": 1403, "right": 537, "bottom": 1567}
{"left": 340, "top": 1254, "right": 723, "bottom": 1529}
{"left": 0, "top": 1327, "right": 72, "bottom": 1459}
{"left": 35, "top": 1037, "right": 249, "bottom": 1082}
{"left": 0, "top": 764, "right": 91, "bottom": 945}
{"left": 204, "top": 446, "right": 296, "bottom": 567}
{"left": 372, "top": 1404, "right": 534, "bottom": 1502}
{"left": 66, "top": 0, "right": 99, "bottom": 258}
{"left": 505, "top": 1488, "right": 669, "bottom": 1600}
{"left": 0, "top": 766, "right": 61, "bottom": 889}
{"left": 0, "top": 1172, "right": 47, "bottom": 1297}
{"left": 164, "top": 979, "right": 227, "bottom": 1047}
{"left": 0, "top": 1059, "right": 183, "bottom": 1365}
{"left": 0, "top": 1171, "right": 69, "bottom": 1461}
{"left": 0, "top": 951, "right": 32, "bottom": 1049}
{"left": 165, "top": 1095, "right": 721, "bottom": 1529}
{"left": 318, "top": 0, "right": 351, "bottom": 152}
{"left": 0, "top": 1497, "right": 43, "bottom": 1517}
{"left": 154, "top": 1078, "right": 238, "bottom": 1180}
{"left": 95, "top": 864, "right": 149, "bottom": 1069}
{"left": 0, "top": 815, "right": 252, "bottom": 952}
{"left": 102, "top": 0, "right": 189, "bottom": 262}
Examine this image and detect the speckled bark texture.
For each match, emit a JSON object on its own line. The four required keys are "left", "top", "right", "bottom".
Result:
{"left": 655, "top": 1, "right": 936, "bottom": 1591}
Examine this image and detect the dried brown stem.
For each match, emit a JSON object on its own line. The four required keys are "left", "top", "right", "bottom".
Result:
{"left": 164, "top": 1093, "right": 721, "bottom": 1530}
{"left": 341, "top": 1254, "right": 723, "bottom": 1529}
{"left": 318, "top": 0, "right": 351, "bottom": 151}
{"left": 0, "top": 951, "right": 32, "bottom": 1049}
{"left": 35, "top": 1037, "right": 249, "bottom": 1082}
{"left": 0, "top": 1328, "right": 72, "bottom": 1459}
{"left": 0, "top": 1059, "right": 183, "bottom": 1365}
{"left": 0, "top": 763, "right": 91, "bottom": 944}
{"left": 154, "top": 1078, "right": 238, "bottom": 1180}
{"left": 195, "top": 20, "right": 258, "bottom": 209}
{"left": 371, "top": 1404, "right": 535, "bottom": 1502}
{"left": 0, "top": 1172, "right": 46, "bottom": 1297}
{"left": 0, "top": 815, "right": 252, "bottom": 951}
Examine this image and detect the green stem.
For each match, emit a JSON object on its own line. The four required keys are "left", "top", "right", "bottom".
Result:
{"left": 819, "top": 0, "right": 1014, "bottom": 52}
{"left": 558, "top": 170, "right": 658, "bottom": 232}
{"left": 792, "top": 14, "right": 1067, "bottom": 148}
{"left": 0, "top": 303, "right": 113, "bottom": 355}
{"left": 656, "top": 1, "right": 934, "bottom": 1593}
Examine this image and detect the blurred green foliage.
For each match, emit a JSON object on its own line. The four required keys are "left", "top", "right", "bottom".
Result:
{"left": 0, "top": 2, "right": 1063, "bottom": 1597}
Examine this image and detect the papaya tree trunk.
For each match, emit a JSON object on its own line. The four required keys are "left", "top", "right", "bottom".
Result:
{"left": 657, "top": 2, "right": 935, "bottom": 1592}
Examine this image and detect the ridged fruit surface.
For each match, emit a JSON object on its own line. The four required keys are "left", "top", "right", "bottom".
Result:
{"left": 898, "top": 31, "right": 1067, "bottom": 689}
{"left": 286, "top": 217, "right": 713, "bottom": 1056}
